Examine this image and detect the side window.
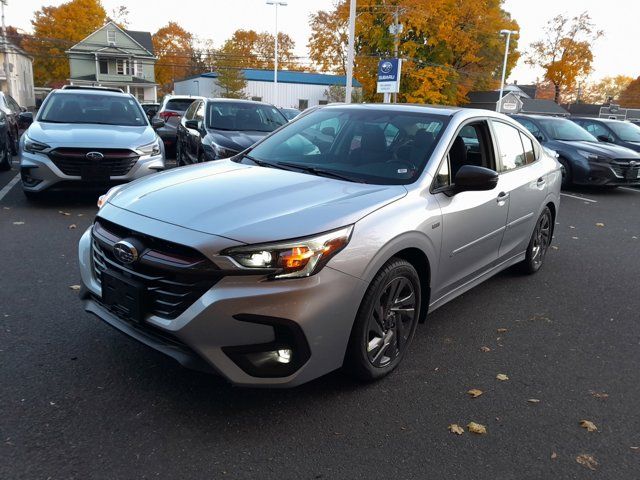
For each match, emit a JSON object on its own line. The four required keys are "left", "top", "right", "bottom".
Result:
{"left": 6, "top": 95, "right": 20, "bottom": 112}
{"left": 434, "top": 155, "right": 450, "bottom": 189}
{"left": 492, "top": 121, "right": 527, "bottom": 172}
{"left": 517, "top": 118, "right": 542, "bottom": 139}
{"left": 585, "top": 122, "right": 609, "bottom": 139}
{"left": 519, "top": 132, "right": 537, "bottom": 164}
{"left": 183, "top": 101, "right": 198, "bottom": 120}
{"left": 195, "top": 102, "right": 205, "bottom": 122}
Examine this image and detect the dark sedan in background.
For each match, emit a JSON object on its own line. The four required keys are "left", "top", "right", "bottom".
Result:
{"left": 152, "top": 95, "right": 204, "bottom": 154}
{"left": 176, "top": 98, "right": 287, "bottom": 165}
{"left": 513, "top": 114, "right": 640, "bottom": 187}
{"left": 0, "top": 110, "right": 13, "bottom": 170}
{"left": 571, "top": 117, "right": 640, "bottom": 153}
{"left": 0, "top": 91, "right": 29, "bottom": 155}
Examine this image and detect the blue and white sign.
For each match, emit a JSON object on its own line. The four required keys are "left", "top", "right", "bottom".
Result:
{"left": 377, "top": 58, "right": 402, "bottom": 94}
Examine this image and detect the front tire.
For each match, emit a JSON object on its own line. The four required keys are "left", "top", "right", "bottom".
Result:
{"left": 0, "top": 133, "right": 10, "bottom": 171}
{"left": 176, "top": 141, "right": 184, "bottom": 166}
{"left": 345, "top": 258, "right": 421, "bottom": 381}
{"left": 519, "top": 206, "right": 552, "bottom": 274}
{"left": 558, "top": 157, "right": 572, "bottom": 188}
{"left": 9, "top": 128, "right": 18, "bottom": 156}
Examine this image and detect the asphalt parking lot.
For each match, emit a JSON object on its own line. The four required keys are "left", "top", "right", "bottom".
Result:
{"left": 1, "top": 157, "right": 639, "bottom": 479}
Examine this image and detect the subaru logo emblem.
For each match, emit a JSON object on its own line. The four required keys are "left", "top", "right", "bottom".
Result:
{"left": 381, "top": 61, "right": 393, "bottom": 74}
{"left": 86, "top": 151, "right": 104, "bottom": 161}
{"left": 113, "top": 241, "right": 138, "bottom": 264}
{"left": 630, "top": 161, "right": 638, "bottom": 167}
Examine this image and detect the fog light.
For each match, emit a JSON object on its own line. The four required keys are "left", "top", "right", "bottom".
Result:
{"left": 276, "top": 349, "right": 292, "bottom": 364}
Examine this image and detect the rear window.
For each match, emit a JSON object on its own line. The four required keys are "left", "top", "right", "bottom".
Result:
{"left": 165, "top": 99, "right": 197, "bottom": 112}
{"left": 38, "top": 92, "right": 147, "bottom": 126}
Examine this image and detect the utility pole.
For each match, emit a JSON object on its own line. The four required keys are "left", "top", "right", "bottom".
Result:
{"left": 392, "top": 6, "right": 399, "bottom": 103}
{"left": 266, "top": 0, "right": 287, "bottom": 107}
{"left": 1, "top": 0, "right": 11, "bottom": 98}
{"left": 497, "top": 29, "right": 517, "bottom": 113}
{"left": 345, "top": 0, "right": 356, "bottom": 104}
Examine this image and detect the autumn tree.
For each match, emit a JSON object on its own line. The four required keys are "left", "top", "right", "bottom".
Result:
{"left": 618, "top": 77, "right": 640, "bottom": 108}
{"left": 581, "top": 75, "right": 633, "bottom": 104}
{"left": 526, "top": 12, "right": 602, "bottom": 104}
{"left": 216, "top": 67, "right": 247, "bottom": 99}
{"left": 108, "top": 5, "right": 130, "bottom": 28}
{"left": 153, "top": 22, "right": 197, "bottom": 95}
{"left": 22, "top": 0, "right": 107, "bottom": 87}
{"left": 308, "top": 0, "right": 519, "bottom": 105}
{"left": 218, "top": 29, "right": 298, "bottom": 70}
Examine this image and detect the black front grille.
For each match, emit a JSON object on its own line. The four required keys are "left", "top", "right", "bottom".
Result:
{"left": 49, "top": 148, "right": 139, "bottom": 176}
{"left": 611, "top": 161, "right": 640, "bottom": 179}
{"left": 91, "top": 219, "right": 222, "bottom": 320}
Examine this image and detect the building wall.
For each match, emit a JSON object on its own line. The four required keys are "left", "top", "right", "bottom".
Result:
{"left": 0, "top": 51, "right": 35, "bottom": 107}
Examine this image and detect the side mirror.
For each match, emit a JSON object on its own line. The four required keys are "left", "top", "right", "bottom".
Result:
{"left": 534, "top": 134, "right": 544, "bottom": 142}
{"left": 151, "top": 117, "right": 165, "bottom": 129}
{"left": 147, "top": 109, "right": 157, "bottom": 118}
{"left": 184, "top": 119, "right": 199, "bottom": 130}
{"left": 18, "top": 111, "right": 33, "bottom": 127}
{"left": 453, "top": 165, "right": 498, "bottom": 192}
{"left": 596, "top": 134, "right": 612, "bottom": 143}
{"left": 20, "top": 106, "right": 27, "bottom": 113}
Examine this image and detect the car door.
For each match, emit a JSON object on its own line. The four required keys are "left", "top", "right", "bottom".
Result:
{"left": 490, "top": 120, "right": 548, "bottom": 259}
{"left": 190, "top": 101, "right": 206, "bottom": 162}
{"left": 431, "top": 119, "right": 509, "bottom": 299}
{"left": 181, "top": 100, "right": 201, "bottom": 164}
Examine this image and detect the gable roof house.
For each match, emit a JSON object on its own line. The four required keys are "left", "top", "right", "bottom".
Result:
{"left": 0, "top": 36, "right": 35, "bottom": 108}
{"left": 465, "top": 85, "right": 569, "bottom": 117}
{"left": 66, "top": 22, "right": 157, "bottom": 102}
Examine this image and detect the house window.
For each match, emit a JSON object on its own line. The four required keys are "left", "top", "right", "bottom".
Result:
{"left": 116, "top": 59, "right": 133, "bottom": 75}
{"left": 99, "top": 60, "right": 108, "bottom": 75}
{"left": 319, "top": 100, "right": 328, "bottom": 105}
{"left": 251, "top": 96, "right": 262, "bottom": 101}
{"left": 107, "top": 30, "right": 116, "bottom": 45}
{"left": 298, "top": 99, "right": 309, "bottom": 110}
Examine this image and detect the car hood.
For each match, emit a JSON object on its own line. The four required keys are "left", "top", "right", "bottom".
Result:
{"left": 549, "top": 139, "right": 640, "bottom": 159}
{"left": 109, "top": 160, "right": 407, "bottom": 244}
{"left": 27, "top": 122, "right": 156, "bottom": 148}
{"left": 205, "top": 129, "right": 270, "bottom": 152}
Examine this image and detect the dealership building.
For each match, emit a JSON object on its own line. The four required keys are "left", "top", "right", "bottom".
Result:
{"left": 173, "top": 69, "right": 361, "bottom": 110}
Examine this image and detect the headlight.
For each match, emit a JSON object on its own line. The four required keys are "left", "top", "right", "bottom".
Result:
{"left": 577, "top": 150, "right": 608, "bottom": 161}
{"left": 23, "top": 134, "right": 50, "bottom": 154}
{"left": 97, "top": 185, "right": 124, "bottom": 209}
{"left": 222, "top": 225, "right": 353, "bottom": 279}
{"left": 137, "top": 138, "right": 161, "bottom": 156}
{"left": 206, "top": 143, "right": 237, "bottom": 160}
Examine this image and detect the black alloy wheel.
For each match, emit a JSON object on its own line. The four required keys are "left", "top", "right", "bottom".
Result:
{"left": 520, "top": 206, "right": 552, "bottom": 274}
{"left": 345, "top": 258, "right": 421, "bottom": 381}
{"left": 558, "top": 157, "right": 572, "bottom": 188}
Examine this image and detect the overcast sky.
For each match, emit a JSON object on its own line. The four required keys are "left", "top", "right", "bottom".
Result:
{"left": 5, "top": 0, "right": 639, "bottom": 84}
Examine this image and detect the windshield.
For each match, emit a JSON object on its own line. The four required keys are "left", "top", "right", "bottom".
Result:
{"left": 38, "top": 92, "right": 147, "bottom": 126}
{"left": 538, "top": 117, "right": 597, "bottom": 142}
{"left": 237, "top": 107, "right": 449, "bottom": 185}
{"left": 281, "top": 108, "right": 300, "bottom": 120}
{"left": 607, "top": 121, "right": 640, "bottom": 142}
{"left": 207, "top": 102, "right": 287, "bottom": 132}
{"left": 165, "top": 99, "right": 197, "bottom": 112}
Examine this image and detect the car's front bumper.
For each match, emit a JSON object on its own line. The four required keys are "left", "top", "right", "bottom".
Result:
{"left": 20, "top": 150, "right": 165, "bottom": 193}
{"left": 574, "top": 160, "right": 640, "bottom": 186}
{"left": 78, "top": 217, "right": 368, "bottom": 388}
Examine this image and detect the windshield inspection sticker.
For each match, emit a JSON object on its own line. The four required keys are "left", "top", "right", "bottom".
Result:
{"left": 397, "top": 168, "right": 408, "bottom": 174}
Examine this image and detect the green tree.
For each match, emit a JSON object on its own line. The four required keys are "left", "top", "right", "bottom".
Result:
{"left": 216, "top": 66, "right": 247, "bottom": 98}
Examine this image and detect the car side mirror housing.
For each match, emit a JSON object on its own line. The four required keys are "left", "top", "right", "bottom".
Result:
{"left": 147, "top": 109, "right": 157, "bottom": 118}
{"left": 453, "top": 165, "right": 499, "bottom": 193}
{"left": 596, "top": 134, "right": 612, "bottom": 143}
{"left": 185, "top": 119, "right": 199, "bottom": 130}
{"left": 18, "top": 111, "right": 33, "bottom": 127}
{"left": 151, "top": 117, "right": 165, "bottom": 129}
{"left": 534, "top": 134, "right": 544, "bottom": 142}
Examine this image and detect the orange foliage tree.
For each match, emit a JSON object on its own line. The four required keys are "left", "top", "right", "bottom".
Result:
{"left": 22, "top": 0, "right": 107, "bottom": 87}
{"left": 217, "top": 29, "right": 298, "bottom": 70}
{"left": 618, "top": 77, "right": 640, "bottom": 108}
{"left": 308, "top": 0, "right": 519, "bottom": 104}
{"left": 153, "top": 22, "right": 198, "bottom": 95}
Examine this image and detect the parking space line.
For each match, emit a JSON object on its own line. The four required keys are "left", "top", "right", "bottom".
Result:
{"left": 0, "top": 173, "right": 20, "bottom": 203}
{"left": 560, "top": 192, "right": 597, "bottom": 203}
{"left": 619, "top": 187, "right": 640, "bottom": 194}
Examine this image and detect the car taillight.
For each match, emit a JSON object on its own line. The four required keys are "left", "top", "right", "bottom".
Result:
{"left": 159, "top": 111, "right": 180, "bottom": 120}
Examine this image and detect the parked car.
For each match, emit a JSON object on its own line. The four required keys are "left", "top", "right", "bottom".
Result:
{"left": 0, "top": 110, "right": 13, "bottom": 171}
{"left": 79, "top": 104, "right": 561, "bottom": 387}
{"left": 175, "top": 98, "right": 287, "bottom": 165}
{"left": 153, "top": 95, "right": 204, "bottom": 154}
{"left": 512, "top": 114, "right": 640, "bottom": 187}
{"left": 20, "top": 86, "right": 165, "bottom": 198}
{"left": 140, "top": 102, "right": 160, "bottom": 121}
{"left": 571, "top": 117, "right": 640, "bottom": 152}
{"left": 280, "top": 107, "right": 301, "bottom": 121}
{"left": 0, "top": 91, "right": 27, "bottom": 155}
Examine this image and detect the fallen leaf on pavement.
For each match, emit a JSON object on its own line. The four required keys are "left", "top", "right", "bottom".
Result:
{"left": 68, "top": 224, "right": 77, "bottom": 230}
{"left": 69, "top": 285, "right": 81, "bottom": 291}
{"left": 595, "top": 222, "right": 605, "bottom": 227}
{"left": 58, "top": 211, "right": 71, "bottom": 216}
{"left": 2, "top": 206, "right": 10, "bottom": 210}
{"left": 467, "top": 389, "right": 483, "bottom": 398}
{"left": 496, "top": 373, "right": 509, "bottom": 381}
{"left": 467, "top": 422, "right": 487, "bottom": 435}
{"left": 630, "top": 446, "right": 639, "bottom": 451}
{"left": 527, "top": 398, "right": 540, "bottom": 403}
{"left": 576, "top": 454, "right": 598, "bottom": 470}
{"left": 13, "top": 221, "right": 24, "bottom": 225}
{"left": 551, "top": 452, "right": 557, "bottom": 460}
{"left": 497, "top": 328, "right": 508, "bottom": 333}
{"left": 551, "top": 245, "right": 559, "bottom": 250}
{"left": 77, "top": 214, "right": 84, "bottom": 217}
{"left": 569, "top": 225, "right": 575, "bottom": 229}
{"left": 580, "top": 420, "right": 598, "bottom": 432}
{"left": 590, "top": 391, "right": 609, "bottom": 399}
{"left": 448, "top": 424, "right": 464, "bottom": 435}
{"left": 571, "top": 236, "right": 579, "bottom": 240}
{"left": 480, "top": 346, "right": 491, "bottom": 352}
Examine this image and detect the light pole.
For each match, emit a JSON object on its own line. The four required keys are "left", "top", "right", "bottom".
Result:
{"left": 497, "top": 29, "right": 517, "bottom": 113}
{"left": 345, "top": 0, "right": 356, "bottom": 104}
{"left": 266, "top": 0, "right": 287, "bottom": 107}
{"left": 1, "top": 0, "right": 11, "bottom": 98}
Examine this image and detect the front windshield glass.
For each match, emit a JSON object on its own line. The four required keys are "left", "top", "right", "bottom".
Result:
{"left": 538, "top": 117, "right": 597, "bottom": 142}
{"left": 38, "top": 92, "right": 147, "bottom": 126}
{"left": 207, "top": 102, "right": 287, "bottom": 132}
{"left": 238, "top": 107, "right": 449, "bottom": 185}
{"left": 607, "top": 121, "right": 640, "bottom": 142}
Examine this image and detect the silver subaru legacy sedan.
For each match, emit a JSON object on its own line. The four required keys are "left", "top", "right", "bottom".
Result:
{"left": 78, "top": 104, "right": 561, "bottom": 387}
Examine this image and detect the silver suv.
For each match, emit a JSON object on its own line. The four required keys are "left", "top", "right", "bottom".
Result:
{"left": 78, "top": 104, "right": 561, "bottom": 387}
{"left": 20, "top": 86, "right": 165, "bottom": 197}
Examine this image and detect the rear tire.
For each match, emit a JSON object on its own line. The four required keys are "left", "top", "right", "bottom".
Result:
{"left": 344, "top": 258, "right": 421, "bottom": 381}
{"left": 519, "top": 206, "right": 552, "bottom": 274}
{"left": 9, "top": 128, "right": 18, "bottom": 156}
{"left": 0, "top": 135, "right": 10, "bottom": 171}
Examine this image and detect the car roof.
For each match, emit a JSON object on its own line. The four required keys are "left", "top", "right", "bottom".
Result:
{"left": 318, "top": 103, "right": 463, "bottom": 116}
{"left": 205, "top": 98, "right": 278, "bottom": 107}
{"left": 512, "top": 114, "right": 569, "bottom": 121}
{"left": 52, "top": 88, "right": 132, "bottom": 98}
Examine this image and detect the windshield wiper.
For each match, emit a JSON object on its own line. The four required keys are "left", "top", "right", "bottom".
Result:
{"left": 242, "top": 153, "right": 290, "bottom": 171}
{"left": 275, "top": 161, "right": 365, "bottom": 183}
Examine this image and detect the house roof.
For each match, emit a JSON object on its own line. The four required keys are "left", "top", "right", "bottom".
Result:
{"left": 563, "top": 103, "right": 604, "bottom": 116}
{"left": 69, "top": 74, "right": 156, "bottom": 85}
{"left": 192, "top": 69, "right": 362, "bottom": 87}
{"left": 521, "top": 98, "right": 569, "bottom": 116}
{"left": 124, "top": 30, "right": 154, "bottom": 55}
{"left": 467, "top": 91, "right": 501, "bottom": 103}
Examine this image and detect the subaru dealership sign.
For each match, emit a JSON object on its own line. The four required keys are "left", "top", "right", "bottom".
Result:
{"left": 377, "top": 58, "right": 402, "bottom": 94}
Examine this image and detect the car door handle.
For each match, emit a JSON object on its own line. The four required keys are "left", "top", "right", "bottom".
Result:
{"left": 536, "top": 177, "right": 546, "bottom": 187}
{"left": 497, "top": 191, "right": 509, "bottom": 204}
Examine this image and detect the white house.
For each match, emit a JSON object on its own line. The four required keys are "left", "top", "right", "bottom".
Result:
{"left": 0, "top": 37, "right": 35, "bottom": 108}
{"left": 174, "top": 69, "right": 362, "bottom": 109}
